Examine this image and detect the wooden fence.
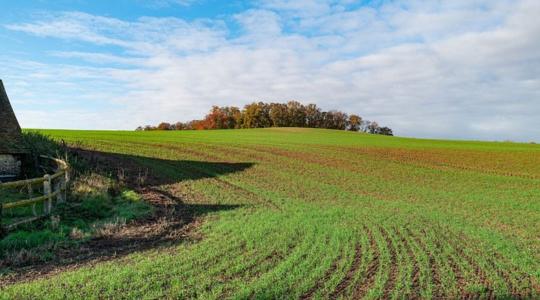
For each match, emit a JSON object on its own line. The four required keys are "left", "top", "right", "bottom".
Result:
{"left": 0, "top": 156, "right": 69, "bottom": 232}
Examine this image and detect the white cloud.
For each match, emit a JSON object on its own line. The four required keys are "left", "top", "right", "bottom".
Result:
{"left": 234, "top": 9, "right": 283, "bottom": 37}
{"left": 3, "top": 0, "right": 540, "bottom": 141}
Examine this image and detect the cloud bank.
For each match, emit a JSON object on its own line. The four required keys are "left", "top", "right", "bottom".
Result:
{"left": 3, "top": 0, "right": 540, "bottom": 141}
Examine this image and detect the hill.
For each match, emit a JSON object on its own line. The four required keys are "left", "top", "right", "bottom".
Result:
{"left": 2, "top": 128, "right": 539, "bottom": 298}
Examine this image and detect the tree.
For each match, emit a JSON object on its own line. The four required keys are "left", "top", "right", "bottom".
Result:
{"left": 200, "top": 106, "right": 242, "bottom": 129}
{"left": 190, "top": 120, "right": 206, "bottom": 130}
{"left": 367, "top": 121, "right": 379, "bottom": 134}
{"left": 230, "top": 106, "right": 243, "bottom": 129}
{"left": 204, "top": 106, "right": 227, "bottom": 129}
{"left": 348, "top": 114, "right": 362, "bottom": 131}
{"left": 333, "top": 111, "right": 348, "bottom": 130}
{"left": 323, "top": 110, "right": 348, "bottom": 130}
{"left": 174, "top": 122, "right": 186, "bottom": 130}
{"left": 269, "top": 103, "right": 289, "bottom": 127}
{"left": 157, "top": 122, "right": 172, "bottom": 130}
{"left": 183, "top": 121, "right": 194, "bottom": 130}
{"left": 136, "top": 101, "right": 393, "bottom": 136}
{"left": 359, "top": 120, "right": 370, "bottom": 133}
{"left": 286, "top": 101, "right": 306, "bottom": 127}
{"left": 378, "top": 126, "right": 393, "bottom": 136}
{"left": 219, "top": 106, "right": 242, "bottom": 129}
{"left": 305, "top": 104, "right": 322, "bottom": 128}
{"left": 242, "top": 102, "right": 271, "bottom": 128}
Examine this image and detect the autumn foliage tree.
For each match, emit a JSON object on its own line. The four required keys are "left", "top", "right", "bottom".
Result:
{"left": 269, "top": 103, "right": 289, "bottom": 127}
{"left": 242, "top": 102, "right": 271, "bottom": 128}
{"left": 305, "top": 104, "right": 322, "bottom": 128}
{"left": 322, "top": 110, "right": 348, "bottom": 130}
{"left": 139, "top": 101, "right": 393, "bottom": 136}
{"left": 286, "top": 101, "right": 307, "bottom": 127}
{"left": 157, "top": 122, "right": 172, "bottom": 130}
{"left": 348, "top": 114, "right": 362, "bottom": 131}
{"left": 203, "top": 106, "right": 228, "bottom": 129}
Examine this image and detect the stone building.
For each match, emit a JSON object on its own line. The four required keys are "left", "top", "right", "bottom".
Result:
{"left": 0, "top": 80, "right": 27, "bottom": 181}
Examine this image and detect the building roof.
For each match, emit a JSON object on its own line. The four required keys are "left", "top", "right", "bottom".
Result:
{"left": 0, "top": 80, "right": 27, "bottom": 154}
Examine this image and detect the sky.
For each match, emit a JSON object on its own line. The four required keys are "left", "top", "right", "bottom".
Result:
{"left": 1, "top": 0, "right": 539, "bottom": 142}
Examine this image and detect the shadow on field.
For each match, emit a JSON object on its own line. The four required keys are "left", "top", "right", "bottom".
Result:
{"left": 71, "top": 148, "right": 256, "bottom": 186}
{"left": 1, "top": 148, "right": 254, "bottom": 285}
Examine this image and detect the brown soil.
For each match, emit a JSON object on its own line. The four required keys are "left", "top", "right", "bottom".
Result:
{"left": 419, "top": 228, "right": 445, "bottom": 298}
{"left": 353, "top": 228, "right": 381, "bottom": 299}
{"left": 400, "top": 227, "right": 422, "bottom": 298}
{"left": 328, "top": 243, "right": 363, "bottom": 299}
{"left": 300, "top": 257, "right": 341, "bottom": 299}
{"left": 381, "top": 227, "right": 399, "bottom": 299}
{"left": 443, "top": 230, "right": 528, "bottom": 299}
{"left": 300, "top": 249, "right": 343, "bottom": 300}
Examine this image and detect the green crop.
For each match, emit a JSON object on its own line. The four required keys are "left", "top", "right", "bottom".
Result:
{"left": 1, "top": 128, "right": 538, "bottom": 299}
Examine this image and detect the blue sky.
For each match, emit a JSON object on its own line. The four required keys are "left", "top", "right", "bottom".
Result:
{"left": 1, "top": 0, "right": 539, "bottom": 141}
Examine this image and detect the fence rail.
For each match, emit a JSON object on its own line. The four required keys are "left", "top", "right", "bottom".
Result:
{"left": 0, "top": 156, "right": 70, "bottom": 232}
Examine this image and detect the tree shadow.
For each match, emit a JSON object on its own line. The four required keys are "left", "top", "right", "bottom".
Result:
{"left": 71, "top": 148, "right": 255, "bottom": 186}
{"left": 0, "top": 148, "right": 256, "bottom": 284}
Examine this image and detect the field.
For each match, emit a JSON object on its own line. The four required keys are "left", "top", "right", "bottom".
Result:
{"left": 1, "top": 128, "right": 539, "bottom": 299}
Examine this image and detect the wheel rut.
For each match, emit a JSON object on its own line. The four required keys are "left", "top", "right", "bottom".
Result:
{"left": 300, "top": 253, "right": 342, "bottom": 299}
{"left": 328, "top": 243, "right": 362, "bottom": 299}
{"left": 381, "top": 227, "right": 399, "bottom": 300}
{"left": 353, "top": 227, "right": 381, "bottom": 299}
{"left": 400, "top": 227, "right": 422, "bottom": 299}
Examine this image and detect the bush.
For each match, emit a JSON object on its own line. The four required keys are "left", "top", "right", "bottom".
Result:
{"left": 21, "top": 132, "right": 64, "bottom": 177}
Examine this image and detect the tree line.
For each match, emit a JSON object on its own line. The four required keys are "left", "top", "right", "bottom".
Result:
{"left": 136, "top": 101, "right": 393, "bottom": 135}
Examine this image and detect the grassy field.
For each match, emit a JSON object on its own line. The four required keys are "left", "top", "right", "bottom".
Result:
{"left": 1, "top": 128, "right": 539, "bottom": 299}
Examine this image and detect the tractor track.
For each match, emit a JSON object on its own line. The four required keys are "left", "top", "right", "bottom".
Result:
{"left": 328, "top": 243, "right": 363, "bottom": 299}
{"left": 353, "top": 227, "right": 381, "bottom": 299}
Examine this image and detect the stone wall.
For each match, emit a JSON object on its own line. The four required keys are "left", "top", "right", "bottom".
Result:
{"left": 0, "top": 154, "right": 21, "bottom": 178}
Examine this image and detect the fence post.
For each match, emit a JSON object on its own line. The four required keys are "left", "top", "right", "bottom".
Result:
{"left": 43, "top": 174, "right": 52, "bottom": 215}
{"left": 64, "top": 167, "right": 70, "bottom": 202}
{"left": 55, "top": 171, "right": 66, "bottom": 204}
{"left": 28, "top": 183, "right": 37, "bottom": 216}
{"left": 65, "top": 167, "right": 70, "bottom": 185}
{"left": 55, "top": 180, "right": 63, "bottom": 203}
